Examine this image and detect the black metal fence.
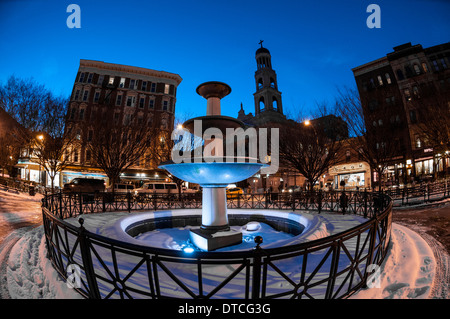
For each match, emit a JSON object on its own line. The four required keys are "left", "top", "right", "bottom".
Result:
{"left": 42, "top": 190, "right": 392, "bottom": 299}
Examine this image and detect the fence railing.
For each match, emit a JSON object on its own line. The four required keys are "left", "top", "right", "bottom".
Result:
{"left": 42, "top": 190, "right": 392, "bottom": 299}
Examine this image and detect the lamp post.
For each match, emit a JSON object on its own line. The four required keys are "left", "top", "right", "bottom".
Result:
{"left": 37, "top": 134, "right": 44, "bottom": 185}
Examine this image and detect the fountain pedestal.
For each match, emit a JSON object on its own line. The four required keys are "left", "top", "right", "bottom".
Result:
{"left": 190, "top": 187, "right": 242, "bottom": 251}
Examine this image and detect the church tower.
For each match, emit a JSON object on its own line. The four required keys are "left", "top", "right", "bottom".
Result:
{"left": 253, "top": 41, "right": 284, "bottom": 118}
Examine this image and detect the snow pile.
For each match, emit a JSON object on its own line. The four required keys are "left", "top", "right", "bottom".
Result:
{"left": 350, "top": 224, "right": 435, "bottom": 299}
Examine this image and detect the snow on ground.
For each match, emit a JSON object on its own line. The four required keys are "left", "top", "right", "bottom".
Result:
{"left": 2, "top": 211, "right": 437, "bottom": 299}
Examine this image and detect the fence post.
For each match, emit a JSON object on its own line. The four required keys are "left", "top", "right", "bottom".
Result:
{"left": 251, "top": 236, "right": 263, "bottom": 299}
{"left": 127, "top": 192, "right": 131, "bottom": 213}
{"left": 79, "top": 192, "right": 83, "bottom": 215}
{"left": 78, "top": 218, "right": 101, "bottom": 299}
{"left": 59, "top": 191, "right": 63, "bottom": 218}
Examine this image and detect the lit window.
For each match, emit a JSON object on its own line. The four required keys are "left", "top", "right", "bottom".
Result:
{"left": 404, "top": 89, "right": 411, "bottom": 101}
{"left": 415, "top": 136, "right": 422, "bottom": 148}
{"left": 413, "top": 64, "right": 420, "bottom": 75}
{"left": 164, "top": 84, "right": 170, "bottom": 94}
{"left": 422, "top": 63, "right": 428, "bottom": 73}
{"left": 385, "top": 73, "right": 391, "bottom": 84}
{"left": 119, "top": 77, "right": 126, "bottom": 88}
{"left": 108, "top": 76, "right": 115, "bottom": 85}
{"left": 377, "top": 75, "right": 383, "bottom": 86}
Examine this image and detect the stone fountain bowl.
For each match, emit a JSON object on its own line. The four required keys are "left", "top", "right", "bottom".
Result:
{"left": 159, "top": 158, "right": 267, "bottom": 187}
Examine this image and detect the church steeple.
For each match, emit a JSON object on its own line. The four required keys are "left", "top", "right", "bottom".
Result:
{"left": 253, "top": 41, "right": 283, "bottom": 117}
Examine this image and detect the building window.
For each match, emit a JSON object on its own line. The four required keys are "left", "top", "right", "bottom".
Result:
{"left": 73, "top": 89, "right": 80, "bottom": 100}
{"left": 432, "top": 60, "right": 439, "bottom": 71}
{"left": 377, "top": 75, "right": 383, "bottom": 86}
{"left": 97, "top": 75, "right": 104, "bottom": 85}
{"left": 85, "top": 149, "right": 91, "bottom": 163}
{"left": 129, "top": 79, "right": 136, "bottom": 90}
{"left": 345, "top": 151, "right": 351, "bottom": 162}
{"left": 163, "top": 100, "right": 168, "bottom": 111}
{"left": 108, "top": 76, "right": 115, "bottom": 85}
{"left": 441, "top": 58, "right": 448, "bottom": 69}
{"left": 114, "top": 112, "right": 120, "bottom": 125}
{"left": 404, "top": 89, "right": 411, "bottom": 101}
{"left": 385, "top": 73, "right": 391, "bottom": 84}
{"left": 126, "top": 96, "right": 136, "bottom": 107}
{"left": 413, "top": 64, "right": 421, "bottom": 75}
{"left": 82, "top": 90, "right": 89, "bottom": 101}
{"left": 79, "top": 108, "right": 85, "bottom": 121}
{"left": 149, "top": 99, "right": 154, "bottom": 109}
{"left": 413, "top": 86, "right": 420, "bottom": 98}
{"left": 73, "top": 150, "right": 79, "bottom": 163}
{"left": 119, "top": 77, "right": 126, "bottom": 88}
{"left": 150, "top": 83, "right": 156, "bottom": 92}
{"left": 94, "top": 91, "right": 100, "bottom": 103}
{"left": 139, "top": 97, "right": 145, "bottom": 109}
{"left": 142, "top": 81, "right": 147, "bottom": 91}
{"left": 79, "top": 72, "right": 85, "bottom": 83}
{"left": 116, "top": 94, "right": 123, "bottom": 106}
{"left": 415, "top": 135, "right": 422, "bottom": 148}
{"left": 409, "top": 110, "right": 417, "bottom": 123}
{"left": 164, "top": 84, "right": 170, "bottom": 94}
{"left": 87, "top": 73, "right": 93, "bottom": 83}
{"left": 87, "top": 130, "right": 93, "bottom": 142}
{"left": 422, "top": 63, "right": 429, "bottom": 73}
{"left": 396, "top": 69, "right": 404, "bottom": 80}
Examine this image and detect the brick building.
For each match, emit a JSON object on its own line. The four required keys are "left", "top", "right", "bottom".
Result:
{"left": 352, "top": 42, "right": 450, "bottom": 185}
{"left": 63, "top": 60, "right": 182, "bottom": 186}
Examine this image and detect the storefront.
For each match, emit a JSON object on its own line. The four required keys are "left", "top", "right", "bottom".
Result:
{"left": 329, "top": 162, "right": 371, "bottom": 190}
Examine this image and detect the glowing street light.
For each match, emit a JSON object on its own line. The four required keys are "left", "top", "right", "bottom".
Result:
{"left": 304, "top": 120, "right": 311, "bottom": 126}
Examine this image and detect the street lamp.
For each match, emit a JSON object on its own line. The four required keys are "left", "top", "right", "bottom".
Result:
{"left": 36, "top": 134, "right": 44, "bottom": 185}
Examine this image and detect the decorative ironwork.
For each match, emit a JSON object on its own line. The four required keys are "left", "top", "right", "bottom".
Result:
{"left": 42, "top": 190, "right": 392, "bottom": 299}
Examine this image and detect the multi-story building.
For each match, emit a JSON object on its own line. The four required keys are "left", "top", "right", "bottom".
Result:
{"left": 352, "top": 42, "right": 450, "bottom": 185}
{"left": 63, "top": 59, "right": 182, "bottom": 186}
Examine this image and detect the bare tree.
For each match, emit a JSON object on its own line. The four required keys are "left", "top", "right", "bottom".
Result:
{"left": 335, "top": 86, "right": 403, "bottom": 191}
{"left": 277, "top": 112, "right": 345, "bottom": 191}
{"left": 83, "top": 112, "right": 155, "bottom": 194}
{"left": 31, "top": 95, "right": 77, "bottom": 192}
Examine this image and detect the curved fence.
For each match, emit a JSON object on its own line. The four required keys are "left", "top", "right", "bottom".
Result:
{"left": 42, "top": 191, "right": 392, "bottom": 299}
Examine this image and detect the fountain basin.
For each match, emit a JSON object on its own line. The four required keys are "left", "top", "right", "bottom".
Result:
{"left": 159, "top": 160, "right": 266, "bottom": 187}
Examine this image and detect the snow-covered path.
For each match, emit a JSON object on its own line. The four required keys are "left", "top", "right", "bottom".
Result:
{"left": 0, "top": 189, "right": 447, "bottom": 299}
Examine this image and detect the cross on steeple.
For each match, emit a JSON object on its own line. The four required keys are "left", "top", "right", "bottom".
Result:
{"left": 259, "top": 40, "right": 264, "bottom": 48}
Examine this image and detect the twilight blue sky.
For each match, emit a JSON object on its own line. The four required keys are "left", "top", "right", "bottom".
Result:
{"left": 0, "top": 0, "right": 449, "bottom": 120}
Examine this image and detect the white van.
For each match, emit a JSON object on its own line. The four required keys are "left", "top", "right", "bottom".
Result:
{"left": 135, "top": 182, "right": 178, "bottom": 195}
{"left": 107, "top": 183, "right": 135, "bottom": 193}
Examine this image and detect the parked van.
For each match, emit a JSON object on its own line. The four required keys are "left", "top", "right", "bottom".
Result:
{"left": 107, "top": 183, "right": 135, "bottom": 193}
{"left": 135, "top": 182, "right": 178, "bottom": 195}
{"left": 63, "top": 178, "right": 106, "bottom": 193}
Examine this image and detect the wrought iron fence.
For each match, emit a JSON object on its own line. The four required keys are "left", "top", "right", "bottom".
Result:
{"left": 42, "top": 190, "right": 392, "bottom": 299}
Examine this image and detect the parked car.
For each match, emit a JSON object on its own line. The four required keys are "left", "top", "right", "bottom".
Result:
{"left": 226, "top": 187, "right": 243, "bottom": 199}
{"left": 107, "top": 183, "right": 135, "bottom": 193}
{"left": 63, "top": 178, "right": 105, "bottom": 193}
{"left": 134, "top": 182, "right": 178, "bottom": 195}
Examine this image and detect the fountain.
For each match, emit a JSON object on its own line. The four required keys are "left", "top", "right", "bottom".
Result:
{"left": 159, "top": 81, "right": 267, "bottom": 251}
